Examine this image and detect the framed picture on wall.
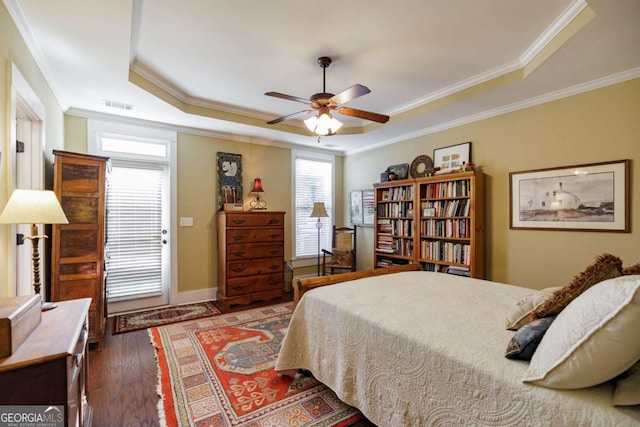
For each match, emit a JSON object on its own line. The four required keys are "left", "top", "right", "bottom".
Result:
{"left": 362, "top": 190, "right": 375, "bottom": 226}
{"left": 217, "top": 152, "right": 243, "bottom": 211}
{"left": 350, "top": 190, "right": 375, "bottom": 227}
{"left": 509, "top": 159, "right": 629, "bottom": 232}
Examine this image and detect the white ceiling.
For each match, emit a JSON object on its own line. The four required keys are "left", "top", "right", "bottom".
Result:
{"left": 5, "top": 0, "right": 640, "bottom": 154}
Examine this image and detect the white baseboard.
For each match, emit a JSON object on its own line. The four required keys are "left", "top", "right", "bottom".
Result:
{"left": 174, "top": 287, "right": 218, "bottom": 305}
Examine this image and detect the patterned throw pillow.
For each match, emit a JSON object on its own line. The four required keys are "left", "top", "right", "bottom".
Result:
{"left": 505, "top": 287, "right": 561, "bottom": 330}
{"left": 505, "top": 316, "right": 556, "bottom": 360}
{"left": 531, "top": 253, "right": 622, "bottom": 321}
{"left": 330, "top": 249, "right": 354, "bottom": 267}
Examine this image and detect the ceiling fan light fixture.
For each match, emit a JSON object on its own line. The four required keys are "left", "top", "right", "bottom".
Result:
{"left": 305, "top": 111, "right": 342, "bottom": 136}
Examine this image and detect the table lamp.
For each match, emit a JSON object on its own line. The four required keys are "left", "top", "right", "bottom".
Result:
{"left": 249, "top": 178, "right": 267, "bottom": 210}
{"left": 0, "top": 189, "right": 69, "bottom": 310}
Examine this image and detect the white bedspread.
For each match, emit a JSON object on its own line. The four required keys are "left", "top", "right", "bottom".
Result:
{"left": 275, "top": 271, "right": 640, "bottom": 426}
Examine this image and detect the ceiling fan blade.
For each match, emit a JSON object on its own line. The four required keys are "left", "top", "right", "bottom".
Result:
{"left": 330, "top": 84, "right": 371, "bottom": 105}
{"left": 337, "top": 107, "right": 389, "bottom": 123}
{"left": 265, "top": 92, "right": 311, "bottom": 105}
{"left": 267, "top": 110, "right": 312, "bottom": 125}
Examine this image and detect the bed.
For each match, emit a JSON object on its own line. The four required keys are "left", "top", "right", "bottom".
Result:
{"left": 275, "top": 265, "right": 640, "bottom": 426}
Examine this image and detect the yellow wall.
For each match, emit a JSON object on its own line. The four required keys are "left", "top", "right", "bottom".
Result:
{"left": 0, "top": 3, "right": 65, "bottom": 297}
{"left": 59, "top": 123, "right": 346, "bottom": 293}
{"left": 175, "top": 134, "right": 295, "bottom": 292}
{"left": 345, "top": 79, "right": 640, "bottom": 289}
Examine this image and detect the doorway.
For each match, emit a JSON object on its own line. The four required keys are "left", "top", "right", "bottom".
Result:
{"left": 88, "top": 119, "right": 177, "bottom": 314}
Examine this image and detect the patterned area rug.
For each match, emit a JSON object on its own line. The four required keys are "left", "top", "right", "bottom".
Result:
{"left": 149, "top": 303, "right": 364, "bottom": 426}
{"left": 112, "top": 302, "right": 221, "bottom": 334}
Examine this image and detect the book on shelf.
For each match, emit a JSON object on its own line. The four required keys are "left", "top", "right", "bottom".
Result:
{"left": 446, "top": 266, "right": 470, "bottom": 277}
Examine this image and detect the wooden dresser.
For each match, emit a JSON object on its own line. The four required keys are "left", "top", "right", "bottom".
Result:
{"left": 217, "top": 211, "right": 286, "bottom": 309}
{"left": 50, "top": 150, "right": 109, "bottom": 349}
{"left": 0, "top": 298, "right": 92, "bottom": 427}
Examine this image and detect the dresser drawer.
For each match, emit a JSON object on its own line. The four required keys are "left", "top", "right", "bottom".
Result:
{"left": 227, "top": 228, "right": 284, "bottom": 244}
{"left": 226, "top": 213, "right": 284, "bottom": 228}
{"left": 227, "top": 243, "right": 283, "bottom": 260}
{"left": 227, "top": 257, "right": 283, "bottom": 278}
{"left": 226, "top": 273, "right": 284, "bottom": 296}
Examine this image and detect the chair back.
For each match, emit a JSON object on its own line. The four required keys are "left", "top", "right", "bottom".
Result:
{"left": 333, "top": 226, "right": 356, "bottom": 250}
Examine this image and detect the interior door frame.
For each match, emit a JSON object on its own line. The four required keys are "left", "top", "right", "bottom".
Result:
{"left": 3, "top": 63, "right": 46, "bottom": 298}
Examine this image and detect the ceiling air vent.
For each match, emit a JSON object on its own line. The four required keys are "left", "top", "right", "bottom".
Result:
{"left": 102, "top": 99, "right": 133, "bottom": 111}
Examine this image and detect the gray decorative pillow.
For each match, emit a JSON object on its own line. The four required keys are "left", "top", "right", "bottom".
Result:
{"left": 505, "top": 316, "right": 556, "bottom": 360}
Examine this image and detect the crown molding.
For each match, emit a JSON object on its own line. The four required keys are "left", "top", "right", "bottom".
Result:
{"left": 3, "top": 0, "right": 70, "bottom": 110}
{"left": 345, "top": 67, "right": 640, "bottom": 156}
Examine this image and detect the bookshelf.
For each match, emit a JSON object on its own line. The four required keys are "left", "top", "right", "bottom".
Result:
{"left": 373, "top": 171, "right": 485, "bottom": 278}
{"left": 374, "top": 181, "right": 415, "bottom": 268}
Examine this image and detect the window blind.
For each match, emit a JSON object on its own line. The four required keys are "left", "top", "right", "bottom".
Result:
{"left": 294, "top": 157, "right": 333, "bottom": 258}
{"left": 105, "top": 164, "right": 164, "bottom": 301}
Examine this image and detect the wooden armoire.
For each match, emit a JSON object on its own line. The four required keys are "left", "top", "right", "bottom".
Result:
{"left": 50, "top": 150, "right": 109, "bottom": 349}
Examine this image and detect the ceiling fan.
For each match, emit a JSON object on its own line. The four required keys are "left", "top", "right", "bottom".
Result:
{"left": 265, "top": 57, "right": 389, "bottom": 136}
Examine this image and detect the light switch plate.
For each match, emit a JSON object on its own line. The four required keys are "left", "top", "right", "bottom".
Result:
{"left": 179, "top": 217, "right": 193, "bottom": 226}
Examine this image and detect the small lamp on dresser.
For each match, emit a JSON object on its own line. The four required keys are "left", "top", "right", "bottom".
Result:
{"left": 250, "top": 177, "right": 267, "bottom": 210}
{"left": 0, "top": 189, "right": 69, "bottom": 310}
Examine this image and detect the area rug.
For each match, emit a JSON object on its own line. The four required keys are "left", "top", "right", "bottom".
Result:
{"left": 149, "top": 302, "right": 364, "bottom": 426}
{"left": 112, "top": 302, "right": 221, "bottom": 334}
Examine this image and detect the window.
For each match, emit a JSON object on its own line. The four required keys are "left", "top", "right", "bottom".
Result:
{"left": 292, "top": 150, "right": 334, "bottom": 260}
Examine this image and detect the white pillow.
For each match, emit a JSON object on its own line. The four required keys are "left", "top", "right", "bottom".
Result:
{"left": 505, "top": 287, "right": 561, "bottom": 330}
{"left": 523, "top": 275, "right": 640, "bottom": 389}
{"left": 613, "top": 361, "right": 640, "bottom": 406}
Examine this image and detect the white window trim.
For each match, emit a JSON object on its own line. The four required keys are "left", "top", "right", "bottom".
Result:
{"left": 290, "top": 149, "right": 335, "bottom": 264}
{"left": 87, "top": 118, "right": 178, "bottom": 306}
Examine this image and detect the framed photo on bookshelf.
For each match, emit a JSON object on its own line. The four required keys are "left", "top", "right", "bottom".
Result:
{"left": 509, "top": 159, "right": 629, "bottom": 232}
{"left": 433, "top": 142, "right": 471, "bottom": 170}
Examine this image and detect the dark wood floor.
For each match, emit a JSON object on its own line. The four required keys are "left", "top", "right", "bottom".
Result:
{"left": 87, "top": 294, "right": 374, "bottom": 427}
{"left": 88, "top": 317, "right": 160, "bottom": 427}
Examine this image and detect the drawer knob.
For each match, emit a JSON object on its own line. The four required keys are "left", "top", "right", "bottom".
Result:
{"left": 268, "top": 265, "right": 279, "bottom": 270}
{"left": 232, "top": 251, "right": 246, "bottom": 257}
{"left": 232, "top": 235, "right": 246, "bottom": 241}
{"left": 269, "top": 249, "right": 279, "bottom": 254}
{"left": 232, "top": 266, "right": 246, "bottom": 273}
{"left": 267, "top": 219, "right": 280, "bottom": 225}
{"left": 232, "top": 219, "right": 247, "bottom": 225}
{"left": 269, "top": 234, "right": 280, "bottom": 239}
{"left": 232, "top": 286, "right": 245, "bottom": 291}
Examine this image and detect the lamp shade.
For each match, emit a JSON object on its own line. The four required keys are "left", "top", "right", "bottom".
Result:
{"left": 310, "top": 202, "right": 329, "bottom": 218}
{"left": 251, "top": 178, "right": 264, "bottom": 194}
{"left": 0, "top": 189, "right": 69, "bottom": 225}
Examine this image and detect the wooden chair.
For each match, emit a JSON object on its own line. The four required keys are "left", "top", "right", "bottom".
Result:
{"left": 321, "top": 226, "right": 357, "bottom": 275}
